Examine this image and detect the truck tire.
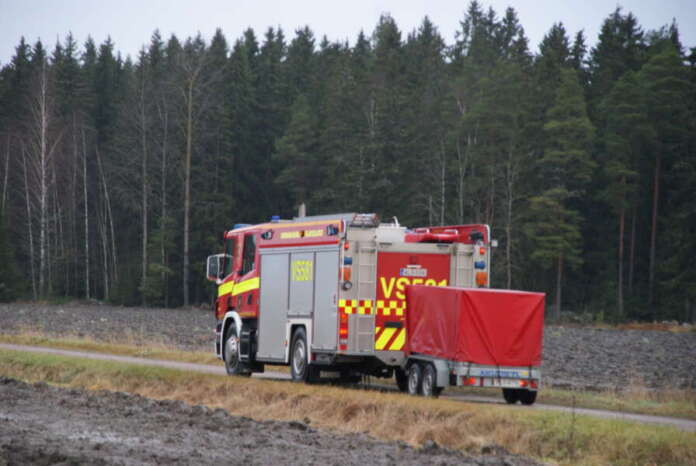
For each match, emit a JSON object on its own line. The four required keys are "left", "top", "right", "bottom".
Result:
{"left": 519, "top": 389, "right": 537, "bottom": 406}
{"left": 502, "top": 388, "right": 520, "bottom": 404}
{"left": 224, "top": 325, "right": 250, "bottom": 377}
{"left": 395, "top": 368, "right": 409, "bottom": 392}
{"left": 421, "top": 363, "right": 443, "bottom": 398}
{"left": 290, "top": 328, "right": 319, "bottom": 383}
{"left": 407, "top": 363, "right": 422, "bottom": 396}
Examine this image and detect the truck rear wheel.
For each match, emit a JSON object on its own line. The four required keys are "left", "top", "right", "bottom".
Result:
{"left": 502, "top": 388, "right": 520, "bottom": 404}
{"left": 395, "top": 368, "right": 408, "bottom": 392}
{"left": 519, "top": 389, "right": 537, "bottom": 406}
{"left": 224, "top": 325, "right": 250, "bottom": 377}
{"left": 407, "top": 363, "right": 422, "bottom": 396}
{"left": 290, "top": 327, "right": 319, "bottom": 383}
{"left": 421, "top": 363, "right": 443, "bottom": 398}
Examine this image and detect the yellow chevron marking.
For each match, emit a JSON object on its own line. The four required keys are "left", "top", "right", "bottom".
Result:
{"left": 375, "top": 328, "right": 396, "bottom": 350}
{"left": 390, "top": 329, "right": 406, "bottom": 350}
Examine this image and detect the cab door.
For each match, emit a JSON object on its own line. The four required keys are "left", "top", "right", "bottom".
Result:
{"left": 235, "top": 233, "right": 259, "bottom": 318}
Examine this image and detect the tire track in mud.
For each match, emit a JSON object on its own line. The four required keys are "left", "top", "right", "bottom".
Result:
{"left": 2, "top": 343, "right": 695, "bottom": 433}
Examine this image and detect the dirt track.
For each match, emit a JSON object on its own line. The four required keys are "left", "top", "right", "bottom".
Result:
{"left": 0, "top": 377, "right": 539, "bottom": 466}
{"left": 1, "top": 301, "right": 695, "bottom": 389}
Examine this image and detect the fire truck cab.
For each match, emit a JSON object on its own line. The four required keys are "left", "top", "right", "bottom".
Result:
{"left": 206, "top": 213, "right": 493, "bottom": 386}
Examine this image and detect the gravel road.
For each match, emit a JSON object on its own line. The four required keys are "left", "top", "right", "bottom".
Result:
{"left": 0, "top": 376, "right": 539, "bottom": 466}
{"left": 1, "top": 301, "right": 695, "bottom": 389}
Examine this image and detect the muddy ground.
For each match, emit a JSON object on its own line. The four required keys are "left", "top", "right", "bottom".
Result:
{"left": 1, "top": 301, "right": 695, "bottom": 389}
{"left": 0, "top": 377, "right": 538, "bottom": 466}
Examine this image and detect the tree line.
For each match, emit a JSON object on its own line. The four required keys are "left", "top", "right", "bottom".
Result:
{"left": 0, "top": 2, "right": 694, "bottom": 322}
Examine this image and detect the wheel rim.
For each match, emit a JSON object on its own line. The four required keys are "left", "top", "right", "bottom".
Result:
{"left": 293, "top": 338, "right": 306, "bottom": 376}
{"left": 408, "top": 367, "right": 418, "bottom": 394}
{"left": 226, "top": 335, "right": 239, "bottom": 368}
{"left": 422, "top": 370, "right": 433, "bottom": 396}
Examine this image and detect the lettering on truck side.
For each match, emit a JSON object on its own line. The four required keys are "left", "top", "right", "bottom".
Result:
{"left": 379, "top": 277, "right": 448, "bottom": 300}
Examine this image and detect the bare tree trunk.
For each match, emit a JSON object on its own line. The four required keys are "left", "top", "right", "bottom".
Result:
{"left": 95, "top": 145, "right": 116, "bottom": 300}
{"left": 555, "top": 254, "right": 563, "bottom": 322}
{"left": 2, "top": 133, "right": 9, "bottom": 211}
{"left": 160, "top": 103, "right": 169, "bottom": 307}
{"left": 37, "top": 60, "right": 49, "bottom": 298}
{"left": 22, "top": 142, "right": 37, "bottom": 300}
{"left": 439, "top": 140, "right": 445, "bottom": 226}
{"left": 618, "top": 179, "right": 625, "bottom": 319}
{"left": 183, "top": 78, "right": 194, "bottom": 306}
{"left": 504, "top": 145, "right": 517, "bottom": 290}
{"left": 649, "top": 155, "right": 660, "bottom": 310}
{"left": 81, "top": 127, "right": 90, "bottom": 300}
{"left": 98, "top": 202, "right": 109, "bottom": 301}
{"left": 140, "top": 78, "right": 149, "bottom": 305}
{"left": 628, "top": 206, "right": 636, "bottom": 295}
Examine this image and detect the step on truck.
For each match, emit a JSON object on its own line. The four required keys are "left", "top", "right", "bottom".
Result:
{"left": 206, "top": 212, "right": 544, "bottom": 403}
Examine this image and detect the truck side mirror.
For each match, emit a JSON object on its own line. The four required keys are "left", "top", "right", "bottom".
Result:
{"left": 206, "top": 254, "right": 223, "bottom": 282}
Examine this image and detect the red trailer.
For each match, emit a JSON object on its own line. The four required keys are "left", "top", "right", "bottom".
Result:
{"left": 404, "top": 285, "right": 545, "bottom": 404}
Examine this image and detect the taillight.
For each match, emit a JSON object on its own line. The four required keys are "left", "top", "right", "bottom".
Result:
{"left": 530, "top": 379, "right": 538, "bottom": 389}
{"left": 519, "top": 379, "right": 528, "bottom": 388}
{"left": 339, "top": 310, "right": 348, "bottom": 351}
{"left": 462, "top": 376, "right": 477, "bottom": 386}
{"left": 479, "top": 247, "right": 486, "bottom": 255}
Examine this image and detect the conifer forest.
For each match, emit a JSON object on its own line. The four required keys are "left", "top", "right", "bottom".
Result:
{"left": 0, "top": 3, "right": 694, "bottom": 322}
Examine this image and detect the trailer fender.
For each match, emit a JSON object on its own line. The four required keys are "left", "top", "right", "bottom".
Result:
{"left": 432, "top": 359, "right": 449, "bottom": 388}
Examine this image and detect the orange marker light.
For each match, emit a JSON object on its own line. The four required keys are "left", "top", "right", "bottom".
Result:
{"left": 479, "top": 247, "right": 486, "bottom": 255}
{"left": 342, "top": 266, "right": 352, "bottom": 282}
{"left": 475, "top": 271, "right": 488, "bottom": 287}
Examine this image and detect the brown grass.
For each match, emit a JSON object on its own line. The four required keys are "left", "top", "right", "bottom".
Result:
{"left": 1, "top": 349, "right": 695, "bottom": 466}
{"left": 0, "top": 330, "right": 218, "bottom": 365}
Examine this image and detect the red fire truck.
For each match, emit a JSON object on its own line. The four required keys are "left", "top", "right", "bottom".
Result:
{"left": 206, "top": 213, "right": 544, "bottom": 403}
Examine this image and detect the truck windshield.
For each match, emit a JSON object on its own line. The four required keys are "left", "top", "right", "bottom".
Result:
{"left": 223, "top": 238, "right": 235, "bottom": 277}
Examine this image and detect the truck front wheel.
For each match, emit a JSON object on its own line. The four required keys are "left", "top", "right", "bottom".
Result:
{"left": 224, "top": 325, "right": 250, "bottom": 377}
{"left": 407, "top": 363, "right": 422, "bottom": 396}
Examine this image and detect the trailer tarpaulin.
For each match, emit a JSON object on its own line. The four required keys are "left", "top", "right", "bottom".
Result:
{"left": 405, "top": 286, "right": 545, "bottom": 366}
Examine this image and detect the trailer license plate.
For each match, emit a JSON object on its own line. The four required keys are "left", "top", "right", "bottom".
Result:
{"left": 485, "top": 378, "right": 519, "bottom": 388}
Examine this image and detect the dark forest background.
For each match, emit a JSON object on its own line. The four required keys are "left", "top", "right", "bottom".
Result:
{"left": 0, "top": 2, "right": 694, "bottom": 322}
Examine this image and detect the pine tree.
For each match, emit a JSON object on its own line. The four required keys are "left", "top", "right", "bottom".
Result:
{"left": 639, "top": 46, "right": 692, "bottom": 311}
{"left": 601, "top": 71, "right": 647, "bottom": 318}
{"left": 526, "top": 68, "right": 595, "bottom": 320}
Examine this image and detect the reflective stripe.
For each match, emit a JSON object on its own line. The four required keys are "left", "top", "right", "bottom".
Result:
{"left": 375, "top": 328, "right": 396, "bottom": 350}
{"left": 217, "top": 277, "right": 260, "bottom": 298}
{"left": 232, "top": 277, "right": 260, "bottom": 296}
{"left": 218, "top": 281, "right": 234, "bottom": 297}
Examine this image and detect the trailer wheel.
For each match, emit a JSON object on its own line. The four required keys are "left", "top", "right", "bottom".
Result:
{"left": 224, "top": 325, "right": 250, "bottom": 377}
{"left": 421, "top": 364, "right": 443, "bottom": 398}
{"left": 519, "top": 389, "right": 537, "bottom": 406}
{"left": 407, "top": 363, "right": 423, "bottom": 396}
{"left": 395, "top": 368, "right": 408, "bottom": 392}
{"left": 502, "top": 388, "right": 519, "bottom": 404}
{"left": 290, "top": 327, "right": 319, "bottom": 383}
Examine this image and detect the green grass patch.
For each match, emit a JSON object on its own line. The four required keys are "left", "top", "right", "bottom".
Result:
{"left": 0, "top": 332, "right": 218, "bottom": 365}
{"left": 1, "top": 348, "right": 694, "bottom": 466}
